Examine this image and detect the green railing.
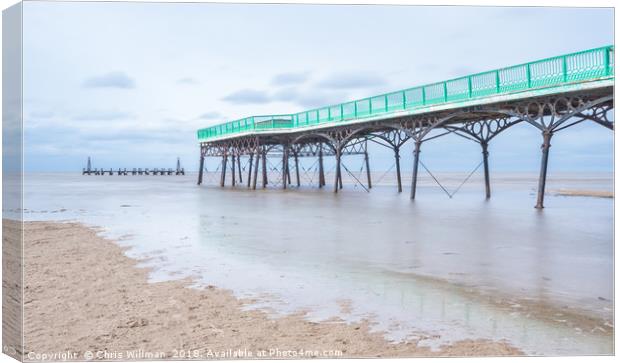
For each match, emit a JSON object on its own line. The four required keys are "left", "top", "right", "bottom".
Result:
{"left": 198, "top": 45, "right": 614, "bottom": 141}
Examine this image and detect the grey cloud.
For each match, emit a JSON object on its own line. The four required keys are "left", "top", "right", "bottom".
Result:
{"left": 82, "top": 129, "right": 189, "bottom": 144}
{"left": 197, "top": 112, "right": 223, "bottom": 120}
{"left": 317, "top": 72, "right": 387, "bottom": 90}
{"left": 83, "top": 71, "right": 135, "bottom": 89}
{"left": 221, "top": 89, "right": 270, "bottom": 104}
{"left": 73, "top": 110, "right": 135, "bottom": 121}
{"left": 295, "top": 92, "right": 348, "bottom": 109}
{"left": 273, "top": 85, "right": 347, "bottom": 109}
{"left": 177, "top": 77, "right": 200, "bottom": 85}
{"left": 222, "top": 86, "right": 348, "bottom": 109}
{"left": 272, "top": 71, "right": 310, "bottom": 86}
{"left": 272, "top": 87, "right": 300, "bottom": 102}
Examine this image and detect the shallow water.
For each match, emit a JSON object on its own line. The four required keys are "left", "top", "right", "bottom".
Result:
{"left": 18, "top": 171, "right": 613, "bottom": 355}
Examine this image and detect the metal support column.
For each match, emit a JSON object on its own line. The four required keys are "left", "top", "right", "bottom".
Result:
{"left": 252, "top": 151, "right": 259, "bottom": 190}
{"left": 282, "top": 146, "right": 288, "bottom": 190}
{"left": 247, "top": 153, "right": 253, "bottom": 188}
{"left": 262, "top": 151, "right": 268, "bottom": 188}
{"left": 410, "top": 141, "right": 422, "bottom": 200}
{"left": 286, "top": 154, "right": 292, "bottom": 185}
{"left": 197, "top": 151, "right": 205, "bottom": 186}
{"left": 535, "top": 131, "right": 553, "bottom": 209}
{"left": 364, "top": 149, "right": 372, "bottom": 189}
{"left": 481, "top": 142, "right": 491, "bottom": 199}
{"left": 318, "top": 145, "right": 325, "bottom": 188}
{"left": 231, "top": 154, "right": 236, "bottom": 186}
{"left": 395, "top": 148, "right": 402, "bottom": 193}
{"left": 294, "top": 153, "right": 300, "bottom": 187}
{"left": 237, "top": 154, "right": 243, "bottom": 184}
{"left": 220, "top": 155, "right": 227, "bottom": 187}
{"left": 334, "top": 149, "right": 341, "bottom": 193}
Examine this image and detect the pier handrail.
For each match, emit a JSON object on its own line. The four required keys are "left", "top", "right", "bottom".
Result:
{"left": 197, "top": 45, "right": 614, "bottom": 141}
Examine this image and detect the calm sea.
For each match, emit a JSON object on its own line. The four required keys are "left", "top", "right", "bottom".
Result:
{"left": 19, "top": 171, "right": 613, "bottom": 355}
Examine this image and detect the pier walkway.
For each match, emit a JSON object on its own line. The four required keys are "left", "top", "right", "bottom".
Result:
{"left": 197, "top": 46, "right": 614, "bottom": 208}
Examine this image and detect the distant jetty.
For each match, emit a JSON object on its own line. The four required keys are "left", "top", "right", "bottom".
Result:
{"left": 82, "top": 157, "right": 185, "bottom": 176}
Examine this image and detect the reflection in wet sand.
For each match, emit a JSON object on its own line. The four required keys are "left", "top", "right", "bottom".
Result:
{"left": 22, "top": 172, "right": 613, "bottom": 355}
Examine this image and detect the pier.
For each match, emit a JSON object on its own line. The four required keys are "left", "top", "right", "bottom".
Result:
{"left": 82, "top": 157, "right": 185, "bottom": 176}
{"left": 196, "top": 46, "right": 614, "bottom": 208}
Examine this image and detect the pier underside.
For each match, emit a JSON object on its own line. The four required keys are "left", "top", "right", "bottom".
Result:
{"left": 198, "top": 88, "right": 613, "bottom": 208}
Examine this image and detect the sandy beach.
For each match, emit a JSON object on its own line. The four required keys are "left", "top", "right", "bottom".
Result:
{"left": 14, "top": 220, "right": 522, "bottom": 359}
{"left": 550, "top": 189, "right": 614, "bottom": 198}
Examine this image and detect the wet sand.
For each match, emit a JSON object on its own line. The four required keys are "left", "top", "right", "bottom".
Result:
{"left": 550, "top": 189, "right": 614, "bottom": 198}
{"left": 16, "top": 220, "right": 522, "bottom": 359}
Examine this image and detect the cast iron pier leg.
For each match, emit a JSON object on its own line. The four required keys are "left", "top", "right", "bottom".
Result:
{"left": 238, "top": 155, "right": 243, "bottom": 184}
{"left": 286, "top": 154, "right": 292, "bottom": 185}
{"left": 282, "top": 146, "right": 288, "bottom": 190}
{"left": 395, "top": 148, "right": 402, "bottom": 193}
{"left": 231, "top": 154, "right": 236, "bottom": 187}
{"left": 252, "top": 151, "right": 259, "bottom": 190}
{"left": 247, "top": 153, "right": 253, "bottom": 188}
{"left": 364, "top": 150, "right": 372, "bottom": 189}
{"left": 197, "top": 152, "right": 205, "bottom": 185}
{"left": 334, "top": 149, "right": 341, "bottom": 193}
{"left": 535, "top": 131, "right": 553, "bottom": 209}
{"left": 410, "top": 141, "right": 421, "bottom": 200}
{"left": 294, "top": 153, "right": 300, "bottom": 187}
{"left": 262, "top": 151, "right": 267, "bottom": 188}
{"left": 220, "top": 155, "right": 227, "bottom": 187}
{"left": 482, "top": 142, "right": 491, "bottom": 199}
{"left": 318, "top": 145, "right": 325, "bottom": 188}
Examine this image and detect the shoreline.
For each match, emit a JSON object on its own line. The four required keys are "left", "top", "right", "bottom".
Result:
{"left": 550, "top": 189, "right": 614, "bottom": 198}
{"left": 15, "top": 220, "right": 523, "bottom": 359}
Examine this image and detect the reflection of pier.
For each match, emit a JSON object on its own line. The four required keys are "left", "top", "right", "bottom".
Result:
{"left": 82, "top": 157, "right": 185, "bottom": 176}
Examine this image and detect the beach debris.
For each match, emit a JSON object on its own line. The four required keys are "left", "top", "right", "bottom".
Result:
{"left": 124, "top": 317, "right": 149, "bottom": 328}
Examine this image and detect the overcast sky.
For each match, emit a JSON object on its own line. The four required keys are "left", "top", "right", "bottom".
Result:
{"left": 21, "top": 2, "right": 614, "bottom": 172}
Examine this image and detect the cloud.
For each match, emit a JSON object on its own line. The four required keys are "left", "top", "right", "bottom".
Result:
{"left": 29, "top": 111, "right": 54, "bottom": 119}
{"left": 272, "top": 86, "right": 347, "bottom": 109}
{"left": 271, "top": 71, "right": 310, "bottom": 86}
{"left": 317, "top": 72, "right": 387, "bottom": 90}
{"left": 73, "top": 110, "right": 135, "bottom": 121}
{"left": 295, "top": 91, "right": 348, "bottom": 109}
{"left": 177, "top": 77, "right": 200, "bottom": 85}
{"left": 272, "top": 87, "right": 300, "bottom": 102}
{"left": 221, "top": 89, "right": 270, "bottom": 104}
{"left": 83, "top": 71, "right": 135, "bottom": 89}
{"left": 197, "top": 112, "right": 223, "bottom": 120}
